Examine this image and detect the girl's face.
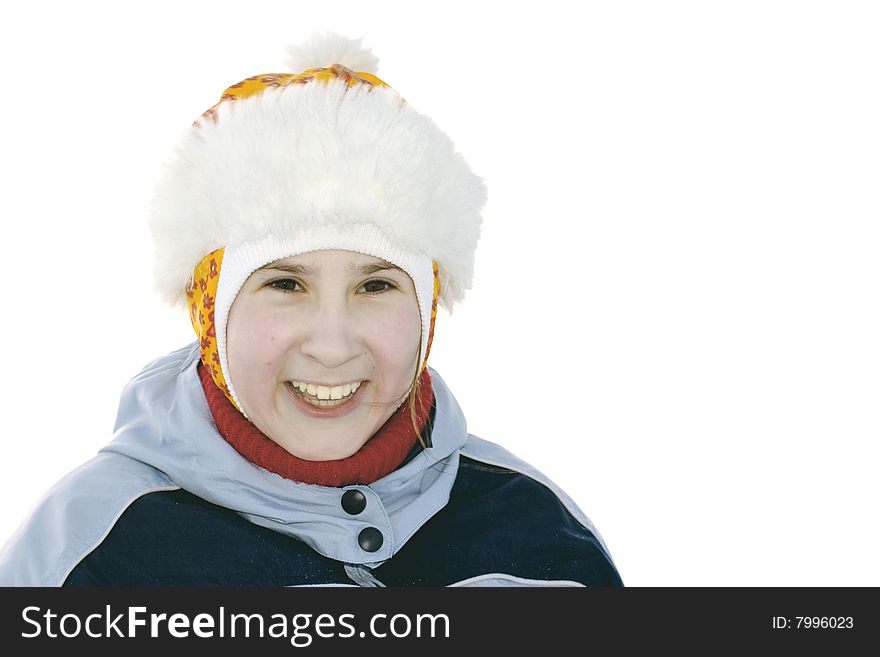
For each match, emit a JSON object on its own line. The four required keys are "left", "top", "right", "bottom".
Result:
{"left": 226, "top": 250, "right": 422, "bottom": 461}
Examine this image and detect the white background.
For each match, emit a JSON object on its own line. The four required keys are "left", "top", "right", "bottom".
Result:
{"left": 0, "top": 0, "right": 877, "bottom": 586}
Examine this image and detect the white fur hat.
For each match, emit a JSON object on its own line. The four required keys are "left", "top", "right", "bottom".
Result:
{"left": 148, "top": 32, "right": 487, "bottom": 313}
{"left": 147, "top": 32, "right": 487, "bottom": 417}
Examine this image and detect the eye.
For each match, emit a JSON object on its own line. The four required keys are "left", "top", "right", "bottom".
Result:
{"left": 358, "top": 279, "right": 395, "bottom": 295}
{"left": 268, "top": 278, "right": 304, "bottom": 293}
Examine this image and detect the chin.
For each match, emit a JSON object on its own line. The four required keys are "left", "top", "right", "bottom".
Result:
{"left": 270, "top": 433, "right": 365, "bottom": 462}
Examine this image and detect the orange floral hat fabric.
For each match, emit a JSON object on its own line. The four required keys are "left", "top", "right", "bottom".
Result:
{"left": 186, "top": 247, "right": 232, "bottom": 404}
{"left": 194, "top": 64, "right": 395, "bottom": 128}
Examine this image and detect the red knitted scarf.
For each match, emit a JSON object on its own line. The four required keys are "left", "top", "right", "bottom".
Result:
{"left": 198, "top": 363, "right": 433, "bottom": 486}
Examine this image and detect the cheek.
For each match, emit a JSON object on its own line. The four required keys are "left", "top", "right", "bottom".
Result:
{"left": 227, "top": 302, "right": 291, "bottom": 391}
{"left": 364, "top": 302, "right": 422, "bottom": 374}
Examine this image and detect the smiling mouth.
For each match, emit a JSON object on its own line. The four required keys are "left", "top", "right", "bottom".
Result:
{"left": 286, "top": 381, "right": 363, "bottom": 408}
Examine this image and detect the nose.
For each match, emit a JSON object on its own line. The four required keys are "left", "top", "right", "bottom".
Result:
{"left": 298, "top": 297, "right": 361, "bottom": 370}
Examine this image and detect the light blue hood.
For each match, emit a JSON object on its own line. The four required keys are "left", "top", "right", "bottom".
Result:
{"left": 0, "top": 341, "right": 469, "bottom": 585}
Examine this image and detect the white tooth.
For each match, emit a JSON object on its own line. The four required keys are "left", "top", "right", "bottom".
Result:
{"left": 351, "top": 381, "right": 360, "bottom": 392}
{"left": 317, "top": 385, "right": 330, "bottom": 400}
{"left": 296, "top": 382, "right": 306, "bottom": 392}
{"left": 342, "top": 383, "right": 351, "bottom": 396}
{"left": 307, "top": 383, "right": 317, "bottom": 396}
{"left": 330, "top": 386, "right": 343, "bottom": 400}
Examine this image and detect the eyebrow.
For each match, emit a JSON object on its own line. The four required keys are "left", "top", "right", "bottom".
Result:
{"left": 257, "top": 261, "right": 404, "bottom": 277}
{"left": 350, "top": 261, "right": 405, "bottom": 276}
{"left": 257, "top": 263, "right": 318, "bottom": 276}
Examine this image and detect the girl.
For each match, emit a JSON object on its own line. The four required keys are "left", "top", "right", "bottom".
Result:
{"left": 0, "top": 33, "right": 622, "bottom": 587}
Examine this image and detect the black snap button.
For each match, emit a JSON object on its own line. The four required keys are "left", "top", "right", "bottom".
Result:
{"left": 341, "top": 489, "right": 367, "bottom": 515}
{"left": 358, "top": 527, "right": 384, "bottom": 552}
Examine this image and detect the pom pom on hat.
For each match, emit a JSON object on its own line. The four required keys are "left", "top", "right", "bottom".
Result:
{"left": 284, "top": 32, "right": 380, "bottom": 74}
